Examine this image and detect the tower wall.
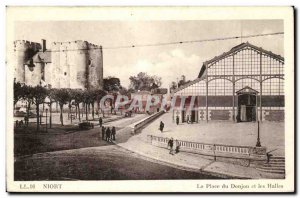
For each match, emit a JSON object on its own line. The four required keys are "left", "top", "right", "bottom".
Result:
{"left": 87, "top": 43, "right": 103, "bottom": 90}
{"left": 50, "top": 42, "right": 61, "bottom": 88}
{"left": 59, "top": 43, "right": 70, "bottom": 89}
{"left": 24, "top": 62, "right": 42, "bottom": 86}
{"left": 70, "top": 41, "right": 88, "bottom": 89}
{"left": 44, "top": 62, "right": 51, "bottom": 85}
{"left": 14, "top": 40, "right": 41, "bottom": 83}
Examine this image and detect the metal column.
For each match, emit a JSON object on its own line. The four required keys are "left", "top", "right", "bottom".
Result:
{"left": 232, "top": 55, "right": 235, "bottom": 122}
{"left": 206, "top": 67, "right": 208, "bottom": 122}
{"left": 259, "top": 52, "right": 263, "bottom": 121}
{"left": 232, "top": 82, "right": 235, "bottom": 122}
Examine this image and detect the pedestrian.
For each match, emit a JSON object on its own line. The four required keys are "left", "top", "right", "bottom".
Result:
{"left": 159, "top": 121, "right": 164, "bottom": 132}
{"left": 19, "top": 120, "right": 24, "bottom": 127}
{"left": 186, "top": 115, "right": 190, "bottom": 124}
{"left": 16, "top": 120, "right": 19, "bottom": 128}
{"left": 111, "top": 126, "right": 116, "bottom": 141}
{"left": 99, "top": 117, "right": 103, "bottom": 127}
{"left": 101, "top": 126, "right": 106, "bottom": 140}
{"left": 168, "top": 138, "right": 174, "bottom": 155}
{"left": 106, "top": 127, "right": 111, "bottom": 142}
{"left": 267, "top": 152, "right": 273, "bottom": 163}
{"left": 175, "top": 139, "right": 180, "bottom": 154}
{"left": 25, "top": 115, "right": 29, "bottom": 127}
{"left": 24, "top": 116, "right": 27, "bottom": 127}
{"left": 176, "top": 115, "right": 179, "bottom": 125}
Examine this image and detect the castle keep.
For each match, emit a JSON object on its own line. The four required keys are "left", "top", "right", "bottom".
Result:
{"left": 14, "top": 40, "right": 103, "bottom": 90}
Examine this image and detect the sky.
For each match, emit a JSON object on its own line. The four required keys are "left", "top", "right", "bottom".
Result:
{"left": 15, "top": 20, "right": 284, "bottom": 88}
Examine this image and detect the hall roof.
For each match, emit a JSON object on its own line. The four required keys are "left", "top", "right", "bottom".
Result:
{"left": 198, "top": 42, "right": 284, "bottom": 78}
{"left": 203, "top": 42, "right": 284, "bottom": 66}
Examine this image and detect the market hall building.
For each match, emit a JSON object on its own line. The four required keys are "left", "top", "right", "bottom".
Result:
{"left": 172, "top": 42, "right": 284, "bottom": 123}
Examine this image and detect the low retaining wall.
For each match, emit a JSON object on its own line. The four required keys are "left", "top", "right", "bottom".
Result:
{"left": 130, "top": 111, "right": 165, "bottom": 134}
{"left": 147, "top": 135, "right": 267, "bottom": 167}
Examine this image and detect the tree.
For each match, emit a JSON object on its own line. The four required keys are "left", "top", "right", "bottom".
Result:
{"left": 14, "top": 81, "right": 23, "bottom": 107}
{"left": 119, "top": 86, "right": 130, "bottom": 97}
{"left": 103, "top": 76, "right": 122, "bottom": 92}
{"left": 31, "top": 86, "right": 48, "bottom": 131}
{"left": 170, "top": 81, "right": 178, "bottom": 92}
{"left": 23, "top": 85, "right": 34, "bottom": 120}
{"left": 95, "top": 89, "right": 107, "bottom": 118}
{"left": 66, "top": 89, "right": 75, "bottom": 120}
{"left": 47, "top": 89, "right": 56, "bottom": 128}
{"left": 51, "top": 88, "right": 71, "bottom": 126}
{"left": 89, "top": 89, "right": 99, "bottom": 120}
{"left": 129, "top": 72, "right": 162, "bottom": 91}
{"left": 73, "top": 89, "right": 84, "bottom": 122}
{"left": 178, "top": 75, "right": 191, "bottom": 88}
{"left": 83, "top": 89, "right": 94, "bottom": 121}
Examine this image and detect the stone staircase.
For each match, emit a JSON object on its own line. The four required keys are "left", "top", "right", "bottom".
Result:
{"left": 256, "top": 156, "right": 285, "bottom": 174}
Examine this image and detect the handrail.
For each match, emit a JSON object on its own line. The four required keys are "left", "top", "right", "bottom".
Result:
{"left": 148, "top": 135, "right": 253, "bottom": 155}
{"left": 130, "top": 111, "right": 165, "bottom": 133}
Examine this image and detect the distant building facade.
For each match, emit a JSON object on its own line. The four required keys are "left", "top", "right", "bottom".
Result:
{"left": 172, "top": 42, "right": 284, "bottom": 122}
{"left": 13, "top": 39, "right": 103, "bottom": 90}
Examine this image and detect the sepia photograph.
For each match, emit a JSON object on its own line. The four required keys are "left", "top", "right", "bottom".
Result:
{"left": 5, "top": 6, "right": 294, "bottom": 193}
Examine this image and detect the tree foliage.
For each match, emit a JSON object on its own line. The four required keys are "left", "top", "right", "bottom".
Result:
{"left": 129, "top": 72, "right": 162, "bottom": 91}
{"left": 14, "top": 78, "right": 110, "bottom": 127}
{"left": 103, "top": 76, "right": 122, "bottom": 92}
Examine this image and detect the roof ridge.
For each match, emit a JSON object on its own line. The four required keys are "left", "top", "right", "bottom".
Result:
{"left": 203, "top": 42, "right": 284, "bottom": 66}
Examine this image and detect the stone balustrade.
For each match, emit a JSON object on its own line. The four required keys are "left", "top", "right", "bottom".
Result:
{"left": 147, "top": 135, "right": 267, "bottom": 167}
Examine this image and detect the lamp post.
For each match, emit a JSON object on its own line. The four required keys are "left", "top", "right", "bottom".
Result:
{"left": 256, "top": 120, "right": 261, "bottom": 147}
{"left": 45, "top": 108, "right": 48, "bottom": 132}
{"left": 45, "top": 97, "right": 52, "bottom": 129}
{"left": 70, "top": 100, "right": 75, "bottom": 124}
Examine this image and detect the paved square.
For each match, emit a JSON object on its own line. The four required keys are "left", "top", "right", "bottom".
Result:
{"left": 140, "top": 112, "right": 284, "bottom": 156}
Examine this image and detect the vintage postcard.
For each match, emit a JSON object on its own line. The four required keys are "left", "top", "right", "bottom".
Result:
{"left": 6, "top": 6, "right": 294, "bottom": 192}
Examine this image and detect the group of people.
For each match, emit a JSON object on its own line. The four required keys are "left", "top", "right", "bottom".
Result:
{"left": 99, "top": 117, "right": 117, "bottom": 142}
{"left": 101, "top": 126, "right": 116, "bottom": 142}
{"left": 167, "top": 138, "right": 180, "bottom": 155}
{"left": 176, "top": 115, "right": 193, "bottom": 125}
{"left": 15, "top": 115, "right": 29, "bottom": 128}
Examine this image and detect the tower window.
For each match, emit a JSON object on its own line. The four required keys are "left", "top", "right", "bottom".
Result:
{"left": 64, "top": 72, "right": 67, "bottom": 76}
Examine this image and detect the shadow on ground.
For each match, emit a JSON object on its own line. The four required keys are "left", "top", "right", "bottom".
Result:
{"left": 14, "top": 126, "right": 128, "bottom": 156}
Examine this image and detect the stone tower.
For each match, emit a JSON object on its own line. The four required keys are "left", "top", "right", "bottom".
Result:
{"left": 13, "top": 40, "right": 42, "bottom": 84}
{"left": 49, "top": 40, "right": 103, "bottom": 90}
{"left": 13, "top": 39, "right": 103, "bottom": 90}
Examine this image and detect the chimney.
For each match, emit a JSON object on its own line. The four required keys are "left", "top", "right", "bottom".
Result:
{"left": 42, "top": 39, "right": 46, "bottom": 52}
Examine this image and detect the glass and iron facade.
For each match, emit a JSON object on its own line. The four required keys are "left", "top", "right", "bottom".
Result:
{"left": 172, "top": 42, "right": 284, "bottom": 122}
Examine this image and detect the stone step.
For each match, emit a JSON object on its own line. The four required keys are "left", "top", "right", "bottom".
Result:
{"left": 265, "top": 161, "right": 285, "bottom": 165}
{"left": 270, "top": 156, "right": 285, "bottom": 159}
{"left": 263, "top": 164, "right": 285, "bottom": 168}
{"left": 256, "top": 168, "right": 285, "bottom": 174}
{"left": 257, "top": 166, "right": 285, "bottom": 171}
{"left": 269, "top": 158, "right": 285, "bottom": 162}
